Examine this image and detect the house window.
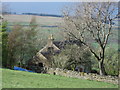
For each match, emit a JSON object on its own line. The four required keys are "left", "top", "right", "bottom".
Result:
{"left": 48, "top": 47, "right": 54, "bottom": 53}
{"left": 39, "top": 63, "right": 43, "bottom": 67}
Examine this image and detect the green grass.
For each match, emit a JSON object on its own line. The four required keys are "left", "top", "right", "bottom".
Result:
{"left": 92, "top": 43, "right": 118, "bottom": 50}
{"left": 2, "top": 69, "right": 118, "bottom": 88}
{"left": 37, "top": 27, "right": 64, "bottom": 41}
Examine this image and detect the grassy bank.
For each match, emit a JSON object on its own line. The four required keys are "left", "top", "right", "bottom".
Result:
{"left": 2, "top": 69, "right": 118, "bottom": 88}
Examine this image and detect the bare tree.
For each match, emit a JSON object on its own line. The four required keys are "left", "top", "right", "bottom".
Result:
{"left": 62, "top": 2, "right": 118, "bottom": 75}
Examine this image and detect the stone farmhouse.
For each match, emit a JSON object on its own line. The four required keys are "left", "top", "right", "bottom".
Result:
{"left": 28, "top": 34, "right": 91, "bottom": 73}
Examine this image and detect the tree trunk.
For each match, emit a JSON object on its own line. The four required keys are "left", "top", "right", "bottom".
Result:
{"left": 98, "top": 60, "right": 106, "bottom": 75}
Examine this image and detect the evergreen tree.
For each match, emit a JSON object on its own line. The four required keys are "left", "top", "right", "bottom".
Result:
{"left": 1, "top": 21, "right": 9, "bottom": 68}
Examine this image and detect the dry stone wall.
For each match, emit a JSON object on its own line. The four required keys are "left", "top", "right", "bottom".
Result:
{"left": 47, "top": 68, "right": 118, "bottom": 85}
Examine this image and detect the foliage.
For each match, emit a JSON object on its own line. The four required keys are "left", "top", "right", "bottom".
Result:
{"left": 104, "top": 47, "right": 119, "bottom": 76}
{"left": 7, "top": 16, "right": 39, "bottom": 68}
{"left": 2, "top": 68, "right": 118, "bottom": 88}
{"left": 52, "top": 44, "right": 92, "bottom": 70}
{"left": 8, "top": 24, "right": 23, "bottom": 68}
{"left": 1, "top": 21, "right": 9, "bottom": 68}
{"left": 90, "top": 46, "right": 119, "bottom": 76}
{"left": 52, "top": 50, "right": 69, "bottom": 69}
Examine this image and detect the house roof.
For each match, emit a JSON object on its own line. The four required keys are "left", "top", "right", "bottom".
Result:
{"left": 39, "top": 43, "right": 60, "bottom": 53}
{"left": 39, "top": 34, "right": 60, "bottom": 53}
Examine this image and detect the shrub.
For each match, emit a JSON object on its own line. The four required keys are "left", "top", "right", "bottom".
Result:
{"left": 52, "top": 44, "right": 92, "bottom": 70}
{"left": 104, "top": 47, "right": 119, "bottom": 76}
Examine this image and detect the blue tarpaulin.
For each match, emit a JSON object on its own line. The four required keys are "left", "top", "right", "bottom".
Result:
{"left": 14, "top": 66, "right": 34, "bottom": 73}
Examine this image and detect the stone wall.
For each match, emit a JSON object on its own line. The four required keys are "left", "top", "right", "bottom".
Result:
{"left": 47, "top": 68, "right": 118, "bottom": 85}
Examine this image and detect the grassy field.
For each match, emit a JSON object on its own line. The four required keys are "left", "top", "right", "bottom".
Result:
{"left": 2, "top": 69, "right": 118, "bottom": 88}
{"left": 4, "top": 15, "right": 63, "bottom": 26}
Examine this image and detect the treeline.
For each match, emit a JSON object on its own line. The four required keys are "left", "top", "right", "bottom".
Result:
{"left": 3, "top": 12, "right": 64, "bottom": 17}
{"left": 22, "top": 13, "right": 63, "bottom": 17}
{"left": 2, "top": 12, "right": 17, "bottom": 15}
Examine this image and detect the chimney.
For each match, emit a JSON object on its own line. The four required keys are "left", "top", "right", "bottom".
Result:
{"left": 47, "top": 34, "right": 54, "bottom": 47}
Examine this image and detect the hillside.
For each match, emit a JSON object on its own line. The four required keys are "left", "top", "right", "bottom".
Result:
{"left": 3, "top": 14, "right": 118, "bottom": 46}
{"left": 2, "top": 69, "right": 118, "bottom": 88}
{"left": 4, "top": 14, "right": 64, "bottom": 41}
{"left": 4, "top": 14, "right": 63, "bottom": 26}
